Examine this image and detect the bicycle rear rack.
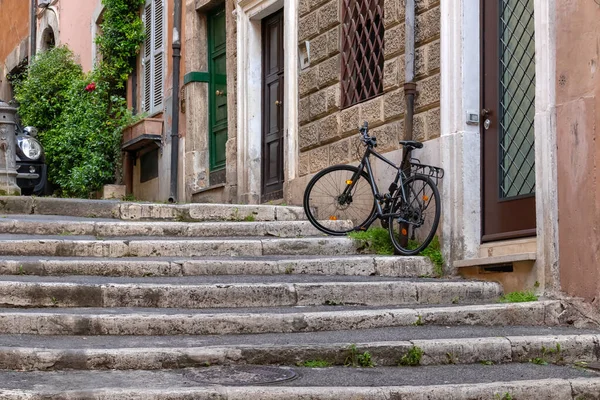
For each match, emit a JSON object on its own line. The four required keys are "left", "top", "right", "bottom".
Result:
{"left": 407, "top": 158, "right": 445, "bottom": 186}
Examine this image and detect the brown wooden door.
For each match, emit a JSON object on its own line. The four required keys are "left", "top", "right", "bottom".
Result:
{"left": 261, "top": 10, "right": 285, "bottom": 202}
{"left": 481, "top": 0, "right": 537, "bottom": 242}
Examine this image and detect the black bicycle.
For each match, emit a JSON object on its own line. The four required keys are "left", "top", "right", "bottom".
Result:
{"left": 303, "top": 121, "right": 443, "bottom": 255}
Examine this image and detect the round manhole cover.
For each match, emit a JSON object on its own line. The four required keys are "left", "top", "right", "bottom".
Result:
{"left": 184, "top": 365, "right": 298, "bottom": 386}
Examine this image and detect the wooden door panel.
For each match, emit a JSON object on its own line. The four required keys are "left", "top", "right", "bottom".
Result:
{"left": 208, "top": 6, "right": 227, "bottom": 176}
{"left": 261, "top": 10, "right": 284, "bottom": 202}
{"left": 481, "top": 0, "right": 536, "bottom": 241}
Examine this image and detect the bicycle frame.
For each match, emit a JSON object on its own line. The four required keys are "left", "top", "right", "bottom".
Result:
{"left": 342, "top": 145, "right": 411, "bottom": 229}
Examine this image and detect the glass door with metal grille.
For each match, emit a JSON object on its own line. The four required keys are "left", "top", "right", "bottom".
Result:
{"left": 481, "top": 0, "right": 536, "bottom": 241}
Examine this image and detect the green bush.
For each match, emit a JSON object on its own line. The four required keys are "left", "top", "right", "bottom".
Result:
{"left": 43, "top": 73, "right": 134, "bottom": 197}
{"left": 13, "top": 47, "right": 83, "bottom": 134}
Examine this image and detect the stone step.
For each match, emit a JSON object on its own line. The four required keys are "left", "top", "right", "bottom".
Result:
{"left": 0, "top": 255, "right": 434, "bottom": 278}
{"left": 0, "top": 275, "right": 502, "bottom": 308}
{"left": 0, "top": 367, "right": 598, "bottom": 399}
{"left": 0, "top": 216, "right": 351, "bottom": 238}
{"left": 0, "top": 301, "right": 563, "bottom": 335}
{"left": 0, "top": 327, "right": 595, "bottom": 371}
{"left": 0, "top": 196, "right": 308, "bottom": 221}
{"left": 0, "top": 236, "right": 364, "bottom": 257}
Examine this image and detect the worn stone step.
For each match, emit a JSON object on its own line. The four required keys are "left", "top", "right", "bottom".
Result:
{"left": 0, "top": 301, "right": 563, "bottom": 336}
{"left": 0, "top": 255, "right": 434, "bottom": 278}
{"left": 0, "top": 275, "right": 502, "bottom": 308}
{"left": 0, "top": 236, "right": 363, "bottom": 257}
{"left": 0, "top": 367, "right": 598, "bottom": 399}
{"left": 0, "top": 215, "right": 350, "bottom": 238}
{"left": 0, "top": 327, "right": 596, "bottom": 371}
{"left": 0, "top": 196, "right": 308, "bottom": 221}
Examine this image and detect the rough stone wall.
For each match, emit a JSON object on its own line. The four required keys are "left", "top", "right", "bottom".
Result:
{"left": 296, "top": 0, "right": 440, "bottom": 177}
{"left": 224, "top": 0, "right": 238, "bottom": 203}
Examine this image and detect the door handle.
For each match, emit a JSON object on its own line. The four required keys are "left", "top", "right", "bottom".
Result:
{"left": 216, "top": 90, "right": 225, "bottom": 96}
{"left": 275, "top": 100, "right": 282, "bottom": 106}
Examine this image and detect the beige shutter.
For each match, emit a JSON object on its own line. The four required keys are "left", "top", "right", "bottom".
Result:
{"left": 141, "top": 0, "right": 164, "bottom": 114}
{"left": 142, "top": 2, "right": 152, "bottom": 113}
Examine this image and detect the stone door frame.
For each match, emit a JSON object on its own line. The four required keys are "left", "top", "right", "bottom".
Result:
{"left": 235, "top": 0, "right": 299, "bottom": 204}
{"left": 440, "top": 0, "right": 560, "bottom": 291}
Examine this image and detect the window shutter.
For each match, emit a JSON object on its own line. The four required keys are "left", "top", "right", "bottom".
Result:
{"left": 141, "top": 0, "right": 164, "bottom": 114}
{"left": 152, "top": 0, "right": 164, "bottom": 110}
{"left": 142, "top": 2, "right": 152, "bottom": 113}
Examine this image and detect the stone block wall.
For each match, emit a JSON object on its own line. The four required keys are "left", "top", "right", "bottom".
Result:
{"left": 297, "top": 0, "right": 441, "bottom": 178}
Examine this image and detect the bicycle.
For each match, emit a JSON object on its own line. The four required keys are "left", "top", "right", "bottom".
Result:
{"left": 303, "top": 121, "right": 443, "bottom": 256}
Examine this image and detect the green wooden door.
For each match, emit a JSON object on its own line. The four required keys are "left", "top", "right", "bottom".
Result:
{"left": 208, "top": 6, "right": 227, "bottom": 176}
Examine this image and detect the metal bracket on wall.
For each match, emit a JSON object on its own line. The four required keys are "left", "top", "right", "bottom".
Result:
{"left": 183, "top": 71, "right": 210, "bottom": 85}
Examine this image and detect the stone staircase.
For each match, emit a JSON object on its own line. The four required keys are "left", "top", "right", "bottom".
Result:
{"left": 0, "top": 197, "right": 598, "bottom": 399}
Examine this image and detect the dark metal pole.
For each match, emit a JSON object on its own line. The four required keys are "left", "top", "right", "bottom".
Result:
{"left": 169, "top": 0, "right": 182, "bottom": 203}
{"left": 30, "top": 0, "right": 36, "bottom": 63}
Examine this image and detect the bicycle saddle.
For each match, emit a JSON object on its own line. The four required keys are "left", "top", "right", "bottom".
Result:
{"left": 399, "top": 140, "right": 424, "bottom": 150}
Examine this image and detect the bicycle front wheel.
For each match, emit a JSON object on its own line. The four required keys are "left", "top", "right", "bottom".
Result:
{"left": 388, "top": 174, "right": 441, "bottom": 255}
{"left": 303, "top": 165, "right": 377, "bottom": 236}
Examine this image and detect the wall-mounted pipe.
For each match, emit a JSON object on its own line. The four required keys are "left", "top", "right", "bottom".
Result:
{"left": 30, "top": 0, "right": 37, "bottom": 62}
{"left": 402, "top": 0, "right": 416, "bottom": 169}
{"left": 169, "top": 0, "right": 182, "bottom": 203}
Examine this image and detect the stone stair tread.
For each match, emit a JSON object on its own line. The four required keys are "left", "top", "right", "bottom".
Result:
{"left": 0, "top": 325, "right": 595, "bottom": 349}
{"left": 0, "top": 197, "right": 308, "bottom": 222}
{"left": 0, "top": 274, "right": 465, "bottom": 285}
{"left": 0, "top": 365, "right": 597, "bottom": 395}
{"left": 0, "top": 254, "right": 419, "bottom": 262}
{"left": 0, "top": 216, "right": 351, "bottom": 238}
{"left": 0, "top": 234, "right": 335, "bottom": 241}
{"left": 0, "top": 301, "right": 554, "bottom": 315}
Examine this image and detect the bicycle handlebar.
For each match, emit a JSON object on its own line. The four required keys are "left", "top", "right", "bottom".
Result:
{"left": 359, "top": 121, "right": 377, "bottom": 148}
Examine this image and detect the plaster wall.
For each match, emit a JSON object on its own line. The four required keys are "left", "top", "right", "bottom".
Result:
{"left": 0, "top": 0, "right": 29, "bottom": 65}
{"left": 0, "top": 0, "right": 30, "bottom": 101}
{"left": 57, "top": 0, "right": 97, "bottom": 71}
{"left": 556, "top": 0, "right": 600, "bottom": 301}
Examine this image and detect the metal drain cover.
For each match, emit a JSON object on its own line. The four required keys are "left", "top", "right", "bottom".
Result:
{"left": 184, "top": 365, "right": 298, "bottom": 386}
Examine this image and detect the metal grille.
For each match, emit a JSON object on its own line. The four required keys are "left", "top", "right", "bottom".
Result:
{"left": 499, "top": 0, "right": 536, "bottom": 198}
{"left": 341, "top": 0, "right": 384, "bottom": 108}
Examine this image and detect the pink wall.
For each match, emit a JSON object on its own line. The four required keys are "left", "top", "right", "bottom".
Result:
{"left": 556, "top": 0, "right": 600, "bottom": 301}
{"left": 57, "top": 0, "right": 99, "bottom": 72}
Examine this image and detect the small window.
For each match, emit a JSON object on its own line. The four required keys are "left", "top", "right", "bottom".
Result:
{"left": 141, "top": 0, "right": 165, "bottom": 115}
{"left": 340, "top": 0, "right": 385, "bottom": 108}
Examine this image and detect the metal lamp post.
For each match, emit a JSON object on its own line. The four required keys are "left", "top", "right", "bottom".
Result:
{"left": 0, "top": 101, "right": 21, "bottom": 196}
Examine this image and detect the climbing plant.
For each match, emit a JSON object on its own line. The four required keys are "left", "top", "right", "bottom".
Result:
{"left": 95, "top": 0, "right": 146, "bottom": 93}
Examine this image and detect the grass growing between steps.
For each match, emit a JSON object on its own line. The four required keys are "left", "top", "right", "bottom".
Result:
{"left": 348, "top": 228, "right": 395, "bottom": 255}
{"left": 398, "top": 346, "right": 423, "bottom": 366}
{"left": 299, "top": 360, "right": 332, "bottom": 368}
{"left": 348, "top": 228, "right": 444, "bottom": 276}
{"left": 498, "top": 290, "right": 538, "bottom": 303}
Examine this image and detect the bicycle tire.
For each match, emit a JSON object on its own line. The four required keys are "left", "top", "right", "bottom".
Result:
{"left": 388, "top": 174, "right": 441, "bottom": 255}
{"left": 303, "top": 164, "right": 377, "bottom": 236}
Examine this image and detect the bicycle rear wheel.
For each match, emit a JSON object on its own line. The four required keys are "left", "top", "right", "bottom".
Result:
{"left": 303, "top": 165, "right": 377, "bottom": 236}
{"left": 388, "top": 174, "right": 440, "bottom": 255}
